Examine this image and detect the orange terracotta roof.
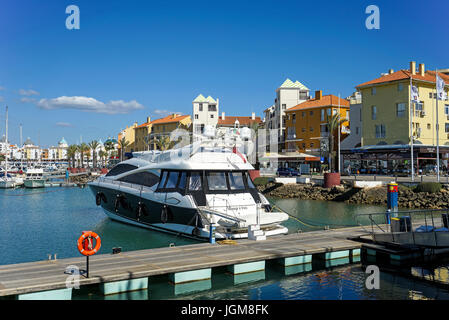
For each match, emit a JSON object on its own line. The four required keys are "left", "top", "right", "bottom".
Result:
{"left": 135, "top": 122, "right": 151, "bottom": 128}
{"left": 286, "top": 95, "right": 349, "bottom": 112}
{"left": 150, "top": 114, "right": 190, "bottom": 125}
{"left": 356, "top": 70, "right": 449, "bottom": 88}
{"left": 218, "top": 115, "right": 262, "bottom": 126}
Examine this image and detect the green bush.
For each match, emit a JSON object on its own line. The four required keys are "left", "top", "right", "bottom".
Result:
{"left": 253, "top": 177, "right": 271, "bottom": 186}
{"left": 414, "top": 182, "right": 442, "bottom": 193}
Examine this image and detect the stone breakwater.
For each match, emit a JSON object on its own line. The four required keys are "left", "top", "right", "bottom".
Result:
{"left": 258, "top": 182, "right": 449, "bottom": 209}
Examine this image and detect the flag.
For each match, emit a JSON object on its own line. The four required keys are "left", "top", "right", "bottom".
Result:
{"left": 436, "top": 74, "right": 447, "bottom": 100}
{"left": 411, "top": 85, "right": 419, "bottom": 102}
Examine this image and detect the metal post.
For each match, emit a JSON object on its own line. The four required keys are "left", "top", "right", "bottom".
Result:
{"left": 86, "top": 256, "right": 89, "bottom": 278}
{"left": 209, "top": 223, "right": 216, "bottom": 244}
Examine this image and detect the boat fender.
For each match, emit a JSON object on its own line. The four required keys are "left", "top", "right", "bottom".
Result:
{"left": 161, "top": 205, "right": 168, "bottom": 224}
{"left": 137, "top": 202, "right": 147, "bottom": 221}
{"left": 115, "top": 194, "right": 122, "bottom": 212}
{"left": 96, "top": 192, "right": 103, "bottom": 206}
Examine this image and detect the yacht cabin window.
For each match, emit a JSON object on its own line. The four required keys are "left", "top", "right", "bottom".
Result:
{"left": 118, "top": 171, "right": 159, "bottom": 187}
{"left": 189, "top": 172, "right": 202, "bottom": 191}
{"left": 165, "top": 171, "right": 179, "bottom": 189}
{"left": 228, "top": 172, "right": 245, "bottom": 190}
{"left": 106, "top": 164, "right": 138, "bottom": 177}
{"left": 206, "top": 172, "right": 227, "bottom": 191}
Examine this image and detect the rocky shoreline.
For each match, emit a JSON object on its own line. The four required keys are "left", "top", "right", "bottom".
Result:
{"left": 258, "top": 182, "right": 449, "bottom": 209}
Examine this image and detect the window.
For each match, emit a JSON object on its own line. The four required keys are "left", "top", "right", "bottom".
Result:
{"left": 371, "top": 87, "right": 376, "bottom": 95}
{"left": 446, "top": 124, "right": 449, "bottom": 133}
{"left": 292, "top": 114, "right": 296, "bottom": 124}
{"left": 302, "top": 112, "right": 305, "bottom": 118}
{"left": 118, "top": 171, "right": 160, "bottom": 187}
{"left": 210, "top": 114, "right": 214, "bottom": 118}
{"left": 309, "top": 111, "right": 314, "bottom": 116}
{"left": 158, "top": 171, "right": 168, "bottom": 189}
{"left": 396, "top": 103, "right": 406, "bottom": 117}
{"left": 246, "top": 173, "right": 256, "bottom": 188}
{"left": 106, "top": 164, "right": 138, "bottom": 177}
{"left": 415, "top": 102, "right": 423, "bottom": 117}
{"left": 327, "top": 108, "right": 331, "bottom": 116}
{"left": 375, "top": 124, "right": 386, "bottom": 138}
{"left": 302, "top": 127, "right": 306, "bottom": 132}
{"left": 427, "top": 124, "right": 431, "bottom": 130}
{"left": 194, "top": 114, "right": 198, "bottom": 119}
{"left": 228, "top": 172, "right": 245, "bottom": 190}
{"left": 398, "top": 83, "right": 403, "bottom": 91}
{"left": 321, "top": 109, "right": 325, "bottom": 121}
{"left": 310, "top": 127, "right": 314, "bottom": 132}
{"left": 165, "top": 171, "right": 179, "bottom": 189}
{"left": 208, "top": 105, "right": 216, "bottom": 112}
{"left": 371, "top": 106, "right": 377, "bottom": 120}
{"left": 356, "top": 127, "right": 359, "bottom": 135}
{"left": 189, "top": 172, "right": 202, "bottom": 191}
{"left": 207, "top": 172, "right": 227, "bottom": 191}
{"left": 178, "top": 172, "right": 187, "bottom": 190}
{"left": 199, "top": 103, "right": 203, "bottom": 111}
{"left": 282, "top": 104, "right": 286, "bottom": 110}
{"left": 445, "top": 105, "right": 449, "bottom": 115}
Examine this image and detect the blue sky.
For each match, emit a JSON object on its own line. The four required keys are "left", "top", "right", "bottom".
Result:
{"left": 0, "top": 0, "right": 448, "bottom": 147}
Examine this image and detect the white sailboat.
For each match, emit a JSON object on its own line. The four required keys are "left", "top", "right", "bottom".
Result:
{"left": 0, "top": 106, "right": 15, "bottom": 189}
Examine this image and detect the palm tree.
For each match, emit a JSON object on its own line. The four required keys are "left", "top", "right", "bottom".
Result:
{"left": 118, "top": 137, "right": 130, "bottom": 161}
{"left": 155, "top": 135, "right": 175, "bottom": 151}
{"left": 98, "top": 150, "right": 107, "bottom": 167}
{"left": 66, "top": 145, "right": 78, "bottom": 168}
{"left": 104, "top": 140, "right": 115, "bottom": 161}
{"left": 79, "top": 143, "right": 89, "bottom": 168}
{"left": 88, "top": 140, "right": 100, "bottom": 168}
{"left": 326, "top": 113, "right": 346, "bottom": 172}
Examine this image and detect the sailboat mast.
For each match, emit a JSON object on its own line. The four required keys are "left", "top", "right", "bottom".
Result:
{"left": 5, "top": 106, "right": 8, "bottom": 178}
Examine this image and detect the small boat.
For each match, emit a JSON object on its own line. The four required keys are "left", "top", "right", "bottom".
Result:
{"left": 24, "top": 168, "right": 45, "bottom": 188}
{"left": 0, "top": 174, "right": 16, "bottom": 189}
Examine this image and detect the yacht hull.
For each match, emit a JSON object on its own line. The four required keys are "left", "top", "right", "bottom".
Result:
{"left": 24, "top": 180, "right": 45, "bottom": 188}
{"left": 89, "top": 184, "right": 207, "bottom": 238}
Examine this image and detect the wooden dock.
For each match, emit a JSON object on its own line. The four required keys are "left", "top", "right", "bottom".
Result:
{"left": 0, "top": 225, "right": 370, "bottom": 299}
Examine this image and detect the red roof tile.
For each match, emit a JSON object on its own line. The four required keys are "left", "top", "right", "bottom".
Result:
{"left": 286, "top": 95, "right": 349, "bottom": 112}
{"left": 356, "top": 70, "right": 449, "bottom": 88}
{"left": 218, "top": 115, "right": 262, "bottom": 126}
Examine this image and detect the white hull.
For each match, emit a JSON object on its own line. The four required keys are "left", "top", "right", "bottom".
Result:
{"left": 24, "top": 180, "right": 45, "bottom": 188}
{"left": 0, "top": 181, "right": 15, "bottom": 189}
{"left": 102, "top": 208, "right": 288, "bottom": 240}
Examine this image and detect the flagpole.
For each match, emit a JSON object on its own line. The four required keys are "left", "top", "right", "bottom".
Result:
{"left": 410, "top": 75, "right": 415, "bottom": 182}
{"left": 338, "top": 94, "right": 341, "bottom": 173}
{"left": 436, "top": 69, "right": 440, "bottom": 182}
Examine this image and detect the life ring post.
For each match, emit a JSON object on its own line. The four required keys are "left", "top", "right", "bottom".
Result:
{"left": 77, "top": 231, "right": 101, "bottom": 278}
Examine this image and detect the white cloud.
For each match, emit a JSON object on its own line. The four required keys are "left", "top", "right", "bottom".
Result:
{"left": 20, "top": 97, "right": 37, "bottom": 103}
{"left": 153, "top": 109, "right": 183, "bottom": 116}
{"left": 36, "top": 96, "right": 145, "bottom": 114}
{"left": 19, "top": 89, "right": 39, "bottom": 96}
{"left": 55, "top": 122, "right": 73, "bottom": 127}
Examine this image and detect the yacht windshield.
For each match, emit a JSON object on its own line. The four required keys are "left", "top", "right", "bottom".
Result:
{"left": 189, "top": 172, "right": 202, "bottom": 190}
{"left": 229, "top": 172, "right": 245, "bottom": 190}
{"left": 206, "top": 172, "right": 227, "bottom": 191}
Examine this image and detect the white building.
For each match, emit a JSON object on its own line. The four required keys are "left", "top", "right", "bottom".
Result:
{"left": 263, "top": 79, "right": 310, "bottom": 150}
{"left": 341, "top": 91, "right": 362, "bottom": 149}
{"left": 192, "top": 94, "right": 219, "bottom": 135}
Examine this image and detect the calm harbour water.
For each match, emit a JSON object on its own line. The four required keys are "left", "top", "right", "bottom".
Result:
{"left": 1, "top": 187, "right": 449, "bottom": 300}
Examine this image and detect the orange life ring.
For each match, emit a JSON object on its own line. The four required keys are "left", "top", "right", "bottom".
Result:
{"left": 77, "top": 231, "right": 101, "bottom": 256}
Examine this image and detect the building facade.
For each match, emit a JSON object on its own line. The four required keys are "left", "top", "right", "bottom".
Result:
{"left": 192, "top": 94, "right": 219, "bottom": 135}
{"left": 284, "top": 90, "right": 350, "bottom": 156}
{"left": 341, "top": 91, "right": 362, "bottom": 149}
{"left": 356, "top": 61, "right": 449, "bottom": 147}
{"left": 264, "top": 78, "right": 310, "bottom": 150}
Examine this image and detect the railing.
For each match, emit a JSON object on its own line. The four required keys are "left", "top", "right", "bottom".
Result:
{"left": 355, "top": 208, "right": 449, "bottom": 247}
